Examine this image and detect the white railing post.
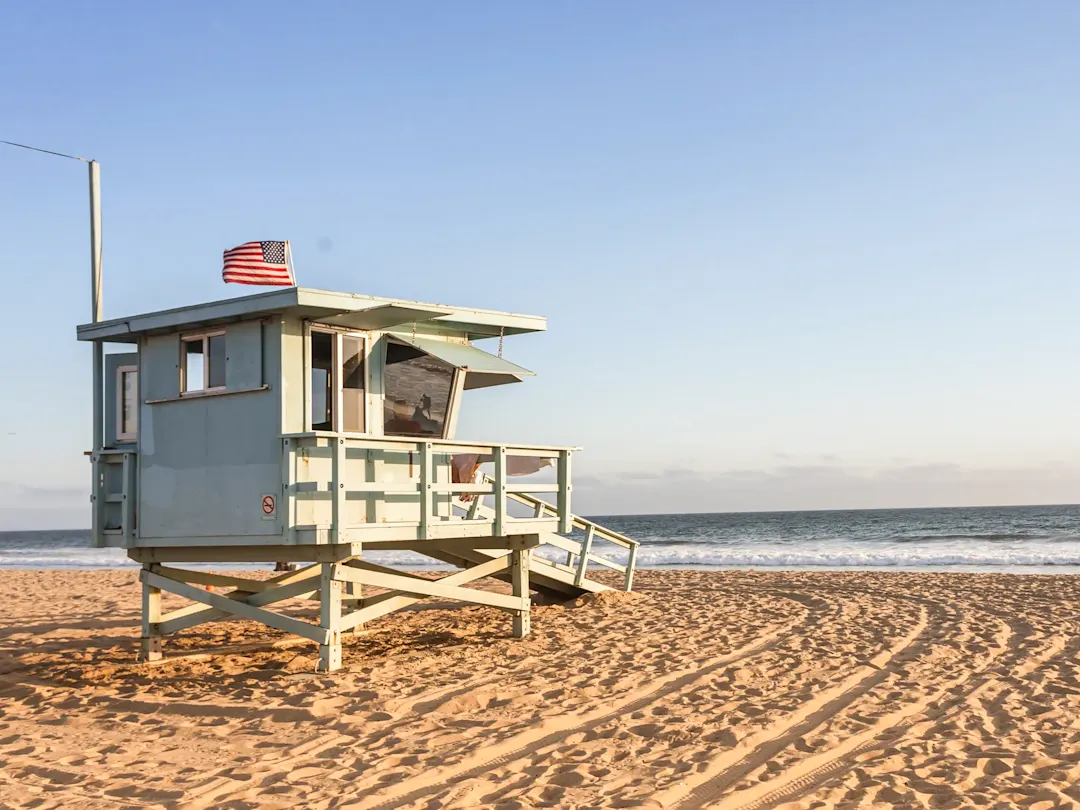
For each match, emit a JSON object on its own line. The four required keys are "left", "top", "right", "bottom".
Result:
{"left": 89, "top": 455, "right": 103, "bottom": 547}
{"left": 557, "top": 450, "right": 572, "bottom": 534}
{"left": 121, "top": 452, "right": 135, "bottom": 542}
{"left": 493, "top": 445, "right": 507, "bottom": 537}
{"left": 467, "top": 487, "right": 484, "bottom": 520}
{"left": 623, "top": 544, "right": 638, "bottom": 591}
{"left": 575, "top": 525, "right": 595, "bottom": 587}
{"left": 419, "top": 441, "right": 433, "bottom": 538}
{"left": 332, "top": 437, "right": 346, "bottom": 543}
{"left": 281, "top": 439, "right": 296, "bottom": 544}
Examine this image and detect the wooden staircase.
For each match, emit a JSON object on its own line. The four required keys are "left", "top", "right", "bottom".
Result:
{"left": 448, "top": 477, "right": 640, "bottom": 601}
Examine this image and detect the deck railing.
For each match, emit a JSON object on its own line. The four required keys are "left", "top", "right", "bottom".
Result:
{"left": 89, "top": 448, "right": 137, "bottom": 546}
{"left": 464, "top": 474, "right": 640, "bottom": 591}
{"left": 282, "top": 433, "right": 576, "bottom": 543}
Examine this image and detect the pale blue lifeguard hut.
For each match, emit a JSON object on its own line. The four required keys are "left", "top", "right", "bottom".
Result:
{"left": 78, "top": 286, "right": 639, "bottom": 671}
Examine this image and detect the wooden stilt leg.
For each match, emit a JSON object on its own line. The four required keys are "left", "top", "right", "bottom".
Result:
{"left": 140, "top": 563, "right": 162, "bottom": 661}
{"left": 319, "top": 563, "right": 343, "bottom": 672}
{"left": 511, "top": 546, "right": 531, "bottom": 638}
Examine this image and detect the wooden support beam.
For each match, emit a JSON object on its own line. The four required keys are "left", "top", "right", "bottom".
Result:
{"left": 333, "top": 565, "right": 526, "bottom": 612}
{"left": 142, "top": 570, "right": 329, "bottom": 645}
{"left": 156, "top": 575, "right": 321, "bottom": 635}
{"left": 512, "top": 545, "right": 531, "bottom": 638}
{"left": 343, "top": 557, "right": 442, "bottom": 581}
{"left": 338, "top": 555, "right": 512, "bottom": 632}
{"left": 357, "top": 536, "right": 529, "bottom": 552}
{"left": 140, "top": 564, "right": 162, "bottom": 661}
{"left": 319, "top": 563, "right": 343, "bottom": 673}
{"left": 128, "top": 545, "right": 360, "bottom": 564}
{"left": 155, "top": 563, "right": 320, "bottom": 600}
{"left": 154, "top": 566, "right": 283, "bottom": 592}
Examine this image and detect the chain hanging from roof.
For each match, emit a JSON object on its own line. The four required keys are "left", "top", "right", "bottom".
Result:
{"left": 498, "top": 327, "right": 504, "bottom": 358}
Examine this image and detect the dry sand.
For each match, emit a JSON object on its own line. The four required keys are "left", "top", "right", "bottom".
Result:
{"left": 1, "top": 568, "right": 1079, "bottom": 809}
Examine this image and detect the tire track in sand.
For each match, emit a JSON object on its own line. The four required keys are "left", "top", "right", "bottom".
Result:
{"left": 654, "top": 600, "right": 933, "bottom": 810}
{"left": 183, "top": 592, "right": 821, "bottom": 809}
{"left": 726, "top": 623, "right": 1071, "bottom": 810}
{"left": 340, "top": 593, "right": 829, "bottom": 810}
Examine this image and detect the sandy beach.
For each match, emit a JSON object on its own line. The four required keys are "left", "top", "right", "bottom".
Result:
{"left": 1, "top": 568, "right": 1078, "bottom": 809}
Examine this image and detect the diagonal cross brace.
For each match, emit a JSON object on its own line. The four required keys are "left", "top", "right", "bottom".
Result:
{"left": 337, "top": 555, "right": 516, "bottom": 631}
{"left": 333, "top": 564, "right": 525, "bottom": 612}
{"left": 155, "top": 565, "right": 322, "bottom": 634}
{"left": 142, "top": 570, "right": 329, "bottom": 645}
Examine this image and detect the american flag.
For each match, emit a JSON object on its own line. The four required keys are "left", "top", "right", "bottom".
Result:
{"left": 222, "top": 240, "right": 295, "bottom": 286}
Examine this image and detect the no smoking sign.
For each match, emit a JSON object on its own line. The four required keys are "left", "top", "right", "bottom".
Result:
{"left": 261, "top": 494, "right": 277, "bottom": 519}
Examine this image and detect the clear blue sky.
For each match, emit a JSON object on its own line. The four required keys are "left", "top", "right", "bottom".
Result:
{"left": 3, "top": 1, "right": 1080, "bottom": 528}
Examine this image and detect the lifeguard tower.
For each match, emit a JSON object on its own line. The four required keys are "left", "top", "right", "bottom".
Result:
{"left": 78, "top": 287, "right": 639, "bottom": 671}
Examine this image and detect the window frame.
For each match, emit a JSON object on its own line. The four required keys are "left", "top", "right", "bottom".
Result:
{"left": 115, "top": 364, "right": 139, "bottom": 442}
{"left": 179, "top": 329, "right": 227, "bottom": 396}
{"left": 382, "top": 338, "right": 461, "bottom": 441}
{"left": 306, "top": 324, "right": 368, "bottom": 434}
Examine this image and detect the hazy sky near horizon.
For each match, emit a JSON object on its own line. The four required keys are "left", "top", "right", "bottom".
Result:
{"left": 3, "top": 1, "right": 1080, "bottom": 528}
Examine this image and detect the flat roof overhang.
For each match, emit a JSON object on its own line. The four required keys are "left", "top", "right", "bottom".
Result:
{"left": 387, "top": 332, "right": 536, "bottom": 390}
{"left": 76, "top": 287, "right": 546, "bottom": 344}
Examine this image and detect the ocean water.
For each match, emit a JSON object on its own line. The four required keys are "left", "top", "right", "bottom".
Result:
{"left": 3, "top": 504, "right": 1080, "bottom": 573}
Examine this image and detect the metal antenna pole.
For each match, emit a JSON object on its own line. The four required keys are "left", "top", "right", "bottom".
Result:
{"left": 89, "top": 160, "right": 102, "bottom": 322}
{"left": 89, "top": 161, "right": 104, "bottom": 515}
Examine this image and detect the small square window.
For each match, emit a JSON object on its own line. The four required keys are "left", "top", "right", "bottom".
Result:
{"left": 181, "top": 332, "right": 226, "bottom": 394}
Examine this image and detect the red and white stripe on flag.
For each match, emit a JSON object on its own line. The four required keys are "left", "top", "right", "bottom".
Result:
{"left": 222, "top": 240, "right": 295, "bottom": 286}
